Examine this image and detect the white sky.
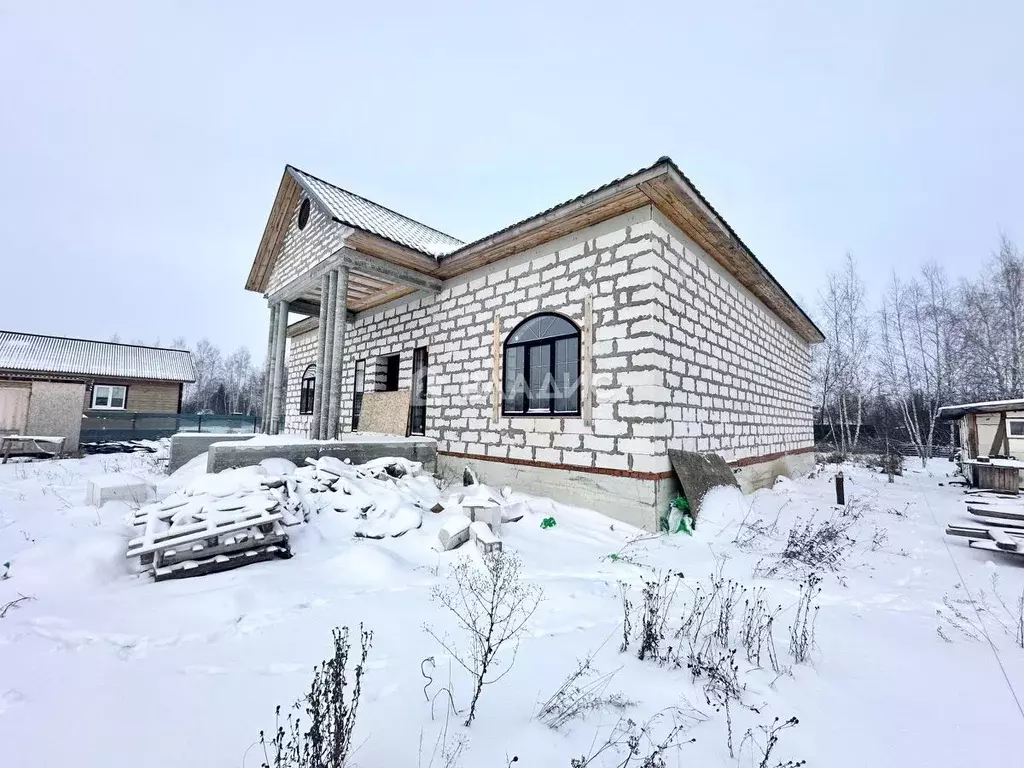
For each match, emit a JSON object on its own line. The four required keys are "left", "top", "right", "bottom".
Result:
{"left": 1, "top": 0, "right": 1021, "bottom": 356}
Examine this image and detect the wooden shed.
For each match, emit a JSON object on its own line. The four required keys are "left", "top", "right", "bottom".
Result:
{"left": 937, "top": 398, "right": 1024, "bottom": 489}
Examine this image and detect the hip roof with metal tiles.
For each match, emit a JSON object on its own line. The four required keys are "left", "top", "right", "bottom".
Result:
{"left": 0, "top": 331, "right": 196, "bottom": 382}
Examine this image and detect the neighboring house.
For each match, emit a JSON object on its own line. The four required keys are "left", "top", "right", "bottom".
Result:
{"left": 0, "top": 331, "right": 196, "bottom": 453}
{"left": 246, "top": 157, "right": 823, "bottom": 528}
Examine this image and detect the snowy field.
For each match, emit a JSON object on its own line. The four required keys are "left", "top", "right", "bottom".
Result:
{"left": 0, "top": 451, "right": 1022, "bottom": 767}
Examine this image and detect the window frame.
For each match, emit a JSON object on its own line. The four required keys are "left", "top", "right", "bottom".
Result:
{"left": 501, "top": 312, "right": 581, "bottom": 418}
{"left": 91, "top": 384, "right": 128, "bottom": 411}
{"left": 299, "top": 364, "right": 316, "bottom": 415}
{"left": 1009, "top": 419, "right": 1024, "bottom": 437}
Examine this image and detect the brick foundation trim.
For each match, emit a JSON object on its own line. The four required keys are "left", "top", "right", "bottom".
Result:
{"left": 730, "top": 445, "right": 816, "bottom": 468}
{"left": 438, "top": 445, "right": 816, "bottom": 482}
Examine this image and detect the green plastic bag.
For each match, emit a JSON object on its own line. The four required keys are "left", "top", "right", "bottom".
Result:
{"left": 540, "top": 516, "right": 557, "bottom": 529}
{"left": 660, "top": 497, "right": 693, "bottom": 534}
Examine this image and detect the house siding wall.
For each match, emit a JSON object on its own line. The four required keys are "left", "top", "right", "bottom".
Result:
{"left": 281, "top": 206, "right": 814, "bottom": 474}
{"left": 83, "top": 378, "right": 181, "bottom": 413}
{"left": 267, "top": 195, "right": 347, "bottom": 295}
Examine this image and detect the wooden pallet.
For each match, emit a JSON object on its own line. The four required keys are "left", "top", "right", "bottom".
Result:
{"left": 945, "top": 524, "right": 1024, "bottom": 551}
{"left": 153, "top": 543, "right": 290, "bottom": 581}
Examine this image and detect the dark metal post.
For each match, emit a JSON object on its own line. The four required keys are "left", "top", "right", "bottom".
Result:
{"left": 835, "top": 471, "right": 845, "bottom": 505}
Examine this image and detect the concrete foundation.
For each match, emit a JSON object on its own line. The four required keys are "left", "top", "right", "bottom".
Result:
{"left": 168, "top": 432, "right": 257, "bottom": 472}
{"left": 439, "top": 454, "right": 680, "bottom": 531}
{"left": 206, "top": 436, "right": 437, "bottom": 474}
{"left": 731, "top": 451, "right": 816, "bottom": 493}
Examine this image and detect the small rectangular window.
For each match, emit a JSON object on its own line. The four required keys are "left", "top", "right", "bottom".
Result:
{"left": 1010, "top": 420, "right": 1024, "bottom": 437}
{"left": 92, "top": 384, "right": 127, "bottom": 410}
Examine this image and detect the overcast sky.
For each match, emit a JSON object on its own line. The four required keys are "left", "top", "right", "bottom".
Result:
{"left": 1, "top": 1, "right": 1021, "bottom": 356}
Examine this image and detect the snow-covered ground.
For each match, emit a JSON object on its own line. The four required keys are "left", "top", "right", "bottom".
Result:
{"left": 0, "top": 452, "right": 1021, "bottom": 767}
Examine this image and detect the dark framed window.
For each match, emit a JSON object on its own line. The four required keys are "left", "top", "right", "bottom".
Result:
{"left": 385, "top": 354, "right": 400, "bottom": 391}
{"left": 410, "top": 346, "right": 428, "bottom": 435}
{"left": 352, "top": 359, "right": 365, "bottom": 430}
{"left": 297, "top": 198, "right": 311, "bottom": 230}
{"left": 502, "top": 313, "right": 580, "bottom": 416}
{"left": 299, "top": 364, "right": 316, "bottom": 414}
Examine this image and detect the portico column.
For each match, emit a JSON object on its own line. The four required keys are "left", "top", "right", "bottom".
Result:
{"left": 269, "top": 300, "right": 289, "bottom": 434}
{"left": 318, "top": 270, "right": 338, "bottom": 439}
{"left": 262, "top": 303, "right": 278, "bottom": 433}
{"left": 327, "top": 266, "right": 349, "bottom": 439}
{"left": 310, "top": 273, "right": 330, "bottom": 439}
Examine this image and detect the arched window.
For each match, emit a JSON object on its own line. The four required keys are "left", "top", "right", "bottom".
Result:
{"left": 299, "top": 364, "right": 316, "bottom": 414}
{"left": 503, "top": 313, "right": 580, "bottom": 416}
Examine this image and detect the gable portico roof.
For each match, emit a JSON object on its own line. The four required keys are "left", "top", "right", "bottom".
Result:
{"left": 247, "top": 157, "right": 824, "bottom": 343}
{"left": 290, "top": 166, "right": 464, "bottom": 257}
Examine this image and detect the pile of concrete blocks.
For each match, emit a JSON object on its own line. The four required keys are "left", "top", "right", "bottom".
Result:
{"left": 439, "top": 497, "right": 521, "bottom": 554}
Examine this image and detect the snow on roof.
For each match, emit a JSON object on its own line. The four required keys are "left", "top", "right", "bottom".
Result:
{"left": 0, "top": 331, "right": 196, "bottom": 382}
{"left": 289, "top": 166, "right": 464, "bottom": 258}
{"left": 936, "top": 398, "right": 1024, "bottom": 420}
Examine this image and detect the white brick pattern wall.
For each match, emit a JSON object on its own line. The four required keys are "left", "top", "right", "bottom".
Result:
{"left": 267, "top": 197, "right": 346, "bottom": 296}
{"left": 277, "top": 208, "right": 814, "bottom": 473}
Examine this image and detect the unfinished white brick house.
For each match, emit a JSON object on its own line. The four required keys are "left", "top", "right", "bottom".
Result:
{"left": 246, "top": 157, "right": 823, "bottom": 528}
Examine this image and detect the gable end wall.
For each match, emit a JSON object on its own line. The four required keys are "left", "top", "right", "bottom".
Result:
{"left": 267, "top": 194, "right": 347, "bottom": 295}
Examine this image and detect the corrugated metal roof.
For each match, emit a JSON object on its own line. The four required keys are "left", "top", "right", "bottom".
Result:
{"left": 937, "top": 398, "right": 1024, "bottom": 420}
{"left": 0, "top": 331, "right": 196, "bottom": 382}
{"left": 289, "top": 166, "right": 464, "bottom": 257}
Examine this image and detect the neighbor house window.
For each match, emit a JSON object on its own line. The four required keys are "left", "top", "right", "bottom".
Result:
{"left": 299, "top": 364, "right": 316, "bottom": 414}
{"left": 1010, "top": 420, "right": 1024, "bottom": 437}
{"left": 92, "top": 384, "right": 127, "bottom": 410}
{"left": 502, "top": 313, "right": 580, "bottom": 416}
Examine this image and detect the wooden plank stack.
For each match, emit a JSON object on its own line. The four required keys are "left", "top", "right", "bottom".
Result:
{"left": 944, "top": 491, "right": 1024, "bottom": 560}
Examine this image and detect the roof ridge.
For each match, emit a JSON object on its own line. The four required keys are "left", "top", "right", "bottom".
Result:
{"left": 286, "top": 165, "right": 463, "bottom": 245}
{"left": 0, "top": 330, "right": 191, "bottom": 354}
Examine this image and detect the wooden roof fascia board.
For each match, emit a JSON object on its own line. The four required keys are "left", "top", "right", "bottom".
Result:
{"left": 661, "top": 168, "right": 823, "bottom": 343}
{"left": 343, "top": 228, "right": 442, "bottom": 274}
{"left": 639, "top": 173, "right": 823, "bottom": 343}
{"left": 246, "top": 171, "right": 300, "bottom": 292}
{"left": 435, "top": 166, "right": 669, "bottom": 278}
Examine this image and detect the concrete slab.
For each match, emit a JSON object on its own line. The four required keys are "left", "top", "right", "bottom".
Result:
{"left": 667, "top": 450, "right": 739, "bottom": 522}
{"left": 169, "top": 433, "right": 255, "bottom": 472}
{"left": 87, "top": 474, "right": 153, "bottom": 507}
{"left": 206, "top": 436, "right": 437, "bottom": 475}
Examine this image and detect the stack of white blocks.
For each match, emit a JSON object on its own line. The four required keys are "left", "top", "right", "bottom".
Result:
{"left": 437, "top": 499, "right": 505, "bottom": 553}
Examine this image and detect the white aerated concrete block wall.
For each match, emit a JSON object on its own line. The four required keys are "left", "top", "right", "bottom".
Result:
{"left": 276, "top": 205, "right": 814, "bottom": 500}
{"left": 646, "top": 210, "right": 814, "bottom": 463}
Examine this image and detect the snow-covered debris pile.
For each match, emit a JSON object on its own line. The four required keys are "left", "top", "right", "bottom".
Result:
{"left": 125, "top": 454, "right": 452, "bottom": 580}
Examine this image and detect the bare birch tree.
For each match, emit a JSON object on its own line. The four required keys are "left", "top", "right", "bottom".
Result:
{"left": 817, "top": 254, "right": 872, "bottom": 455}
{"left": 877, "top": 265, "right": 956, "bottom": 466}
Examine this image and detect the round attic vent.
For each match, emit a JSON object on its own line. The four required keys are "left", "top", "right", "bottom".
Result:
{"left": 297, "top": 198, "right": 311, "bottom": 230}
